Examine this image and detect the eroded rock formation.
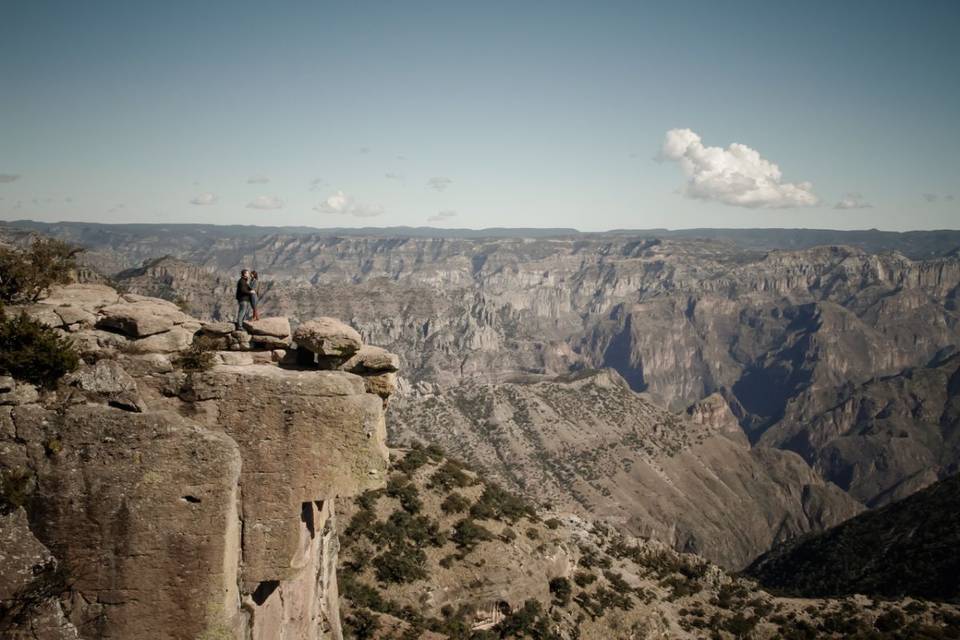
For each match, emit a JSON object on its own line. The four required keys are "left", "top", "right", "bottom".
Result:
{"left": 0, "top": 284, "right": 399, "bottom": 639}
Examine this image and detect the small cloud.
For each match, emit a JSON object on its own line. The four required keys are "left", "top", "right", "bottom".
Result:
{"left": 923, "top": 193, "right": 939, "bottom": 203}
{"left": 396, "top": 154, "right": 407, "bottom": 161}
{"left": 834, "top": 192, "right": 872, "bottom": 210}
{"left": 108, "top": 204, "right": 125, "bottom": 213}
{"left": 628, "top": 152, "right": 639, "bottom": 159}
{"left": 190, "top": 192, "right": 218, "bottom": 205}
{"left": 247, "top": 175, "right": 270, "bottom": 184}
{"left": 427, "top": 176, "right": 453, "bottom": 192}
{"left": 0, "top": 174, "right": 20, "bottom": 183}
{"left": 947, "top": 195, "right": 956, "bottom": 202}
{"left": 385, "top": 172, "right": 404, "bottom": 181}
{"left": 359, "top": 147, "right": 372, "bottom": 154}
{"left": 64, "top": 197, "right": 73, "bottom": 203}
{"left": 427, "top": 210, "right": 458, "bottom": 223}
{"left": 247, "top": 195, "right": 284, "bottom": 210}
{"left": 313, "top": 190, "right": 384, "bottom": 218}
{"left": 659, "top": 128, "right": 818, "bottom": 208}
{"left": 309, "top": 178, "right": 326, "bottom": 191}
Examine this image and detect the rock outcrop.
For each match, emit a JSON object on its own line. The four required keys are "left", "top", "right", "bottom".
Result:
{"left": 0, "top": 284, "right": 400, "bottom": 640}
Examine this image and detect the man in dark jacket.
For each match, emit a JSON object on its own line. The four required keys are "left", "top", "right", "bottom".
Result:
{"left": 235, "top": 269, "right": 254, "bottom": 329}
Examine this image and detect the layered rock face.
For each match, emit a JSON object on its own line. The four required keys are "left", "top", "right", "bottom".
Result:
{"left": 0, "top": 284, "right": 399, "bottom": 639}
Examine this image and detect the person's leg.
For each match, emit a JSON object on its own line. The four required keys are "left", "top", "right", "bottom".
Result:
{"left": 236, "top": 300, "right": 251, "bottom": 328}
{"left": 251, "top": 292, "right": 260, "bottom": 320}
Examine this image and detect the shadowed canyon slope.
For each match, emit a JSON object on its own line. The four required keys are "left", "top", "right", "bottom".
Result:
{"left": 746, "top": 472, "right": 960, "bottom": 602}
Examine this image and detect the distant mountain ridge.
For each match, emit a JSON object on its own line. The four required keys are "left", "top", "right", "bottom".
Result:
{"left": 5, "top": 219, "right": 960, "bottom": 258}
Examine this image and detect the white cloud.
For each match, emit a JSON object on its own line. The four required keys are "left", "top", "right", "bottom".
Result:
{"left": 247, "top": 175, "right": 270, "bottom": 184}
{"left": 834, "top": 192, "right": 872, "bottom": 210}
{"left": 385, "top": 172, "right": 404, "bottom": 181}
{"left": 190, "top": 192, "right": 218, "bottom": 205}
{"left": 427, "top": 210, "right": 458, "bottom": 223}
{"left": 247, "top": 195, "right": 284, "bottom": 210}
{"left": 313, "top": 190, "right": 384, "bottom": 218}
{"left": 427, "top": 176, "right": 453, "bottom": 192}
{"left": 659, "top": 128, "right": 819, "bottom": 208}
{"left": 923, "top": 193, "right": 939, "bottom": 203}
{"left": 0, "top": 174, "right": 19, "bottom": 183}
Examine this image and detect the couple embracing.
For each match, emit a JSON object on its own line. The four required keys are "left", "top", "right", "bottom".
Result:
{"left": 235, "top": 269, "right": 261, "bottom": 329}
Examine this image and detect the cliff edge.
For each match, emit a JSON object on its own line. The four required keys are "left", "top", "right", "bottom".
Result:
{"left": 0, "top": 284, "right": 399, "bottom": 640}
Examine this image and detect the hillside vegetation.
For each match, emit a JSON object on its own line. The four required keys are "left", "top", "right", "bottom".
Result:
{"left": 338, "top": 447, "right": 960, "bottom": 639}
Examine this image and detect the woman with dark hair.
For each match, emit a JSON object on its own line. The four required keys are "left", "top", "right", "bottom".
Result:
{"left": 249, "top": 270, "right": 261, "bottom": 321}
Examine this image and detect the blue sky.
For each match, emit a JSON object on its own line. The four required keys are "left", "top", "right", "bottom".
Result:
{"left": 1, "top": 1, "right": 958, "bottom": 230}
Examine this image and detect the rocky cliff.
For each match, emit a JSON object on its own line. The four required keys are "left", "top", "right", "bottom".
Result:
{"left": 0, "top": 284, "right": 399, "bottom": 639}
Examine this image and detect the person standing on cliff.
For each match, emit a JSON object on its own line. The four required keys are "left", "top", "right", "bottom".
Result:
{"left": 249, "top": 270, "right": 261, "bottom": 321}
{"left": 235, "top": 269, "right": 254, "bottom": 329}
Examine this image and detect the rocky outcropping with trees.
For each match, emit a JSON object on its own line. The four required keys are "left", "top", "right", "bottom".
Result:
{"left": 0, "top": 272, "right": 400, "bottom": 639}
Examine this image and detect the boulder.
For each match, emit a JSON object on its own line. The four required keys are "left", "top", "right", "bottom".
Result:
{"left": 41, "top": 283, "right": 121, "bottom": 309}
{"left": 200, "top": 321, "right": 236, "bottom": 336}
{"left": 216, "top": 352, "right": 255, "bottom": 366}
{"left": 243, "top": 317, "right": 291, "bottom": 338}
{"left": 54, "top": 305, "right": 97, "bottom": 328}
{"left": 18, "top": 304, "right": 65, "bottom": 328}
{"left": 250, "top": 334, "right": 292, "bottom": 350}
{"left": 65, "top": 360, "right": 146, "bottom": 412}
{"left": 0, "top": 381, "right": 39, "bottom": 406}
{"left": 0, "top": 376, "right": 13, "bottom": 393}
{"left": 342, "top": 345, "right": 400, "bottom": 373}
{"left": 120, "top": 293, "right": 182, "bottom": 310}
{"left": 363, "top": 371, "right": 398, "bottom": 400}
{"left": 293, "top": 318, "right": 362, "bottom": 358}
{"left": 97, "top": 300, "right": 192, "bottom": 338}
{"left": 226, "top": 330, "right": 253, "bottom": 351}
{"left": 124, "top": 326, "right": 195, "bottom": 354}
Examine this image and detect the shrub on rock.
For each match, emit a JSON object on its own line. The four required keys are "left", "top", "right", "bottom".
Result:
{"left": 0, "top": 308, "right": 79, "bottom": 387}
{"left": 0, "top": 238, "right": 80, "bottom": 303}
{"left": 175, "top": 336, "right": 217, "bottom": 372}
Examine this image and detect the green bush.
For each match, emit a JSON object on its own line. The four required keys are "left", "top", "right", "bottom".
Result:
{"left": 573, "top": 571, "right": 597, "bottom": 588}
{"left": 395, "top": 448, "right": 430, "bottom": 475}
{"left": 427, "top": 460, "right": 475, "bottom": 492}
{"left": 0, "top": 309, "right": 79, "bottom": 387}
{"left": 373, "top": 544, "right": 428, "bottom": 584}
{"left": 549, "top": 576, "right": 572, "bottom": 606}
{"left": 386, "top": 476, "right": 423, "bottom": 514}
{"left": 0, "top": 238, "right": 80, "bottom": 303}
{"left": 344, "top": 608, "right": 380, "bottom": 640}
{"left": 440, "top": 492, "right": 471, "bottom": 514}
{"left": 469, "top": 483, "right": 536, "bottom": 523}
{"left": 174, "top": 336, "right": 217, "bottom": 372}
{"left": 450, "top": 518, "right": 494, "bottom": 553}
{"left": 0, "top": 467, "right": 34, "bottom": 515}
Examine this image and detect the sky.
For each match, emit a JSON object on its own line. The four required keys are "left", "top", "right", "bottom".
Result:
{"left": 1, "top": 1, "right": 958, "bottom": 231}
